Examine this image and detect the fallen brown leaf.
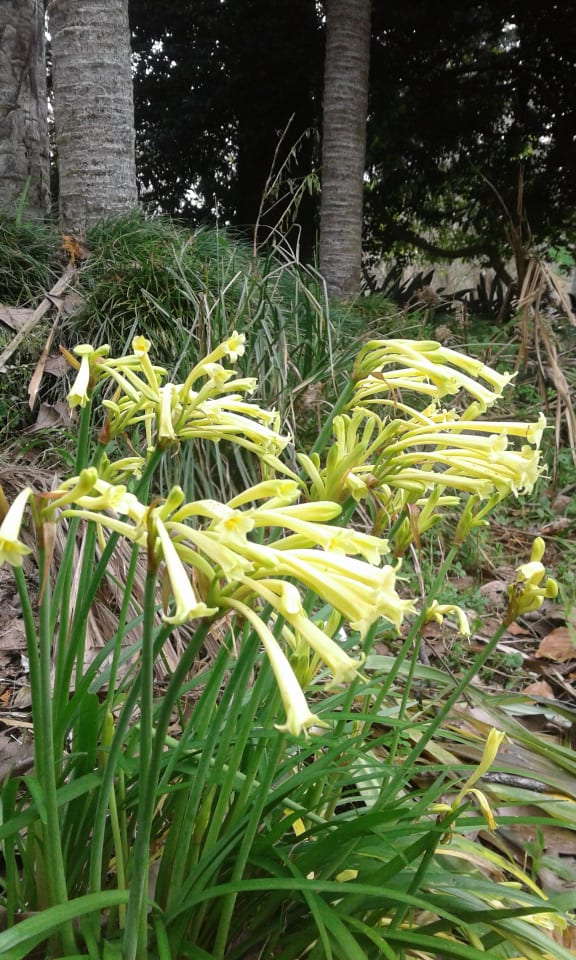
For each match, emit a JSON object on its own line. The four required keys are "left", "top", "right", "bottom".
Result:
{"left": 522, "top": 679, "right": 555, "bottom": 698}
{"left": 539, "top": 518, "right": 574, "bottom": 536}
{"left": 0, "top": 305, "right": 35, "bottom": 331}
{"left": 43, "top": 353, "right": 70, "bottom": 378}
{"left": 25, "top": 401, "right": 74, "bottom": 431}
{"left": 506, "top": 621, "right": 531, "bottom": 636}
{"left": 535, "top": 627, "right": 576, "bottom": 662}
{"left": 0, "top": 736, "right": 34, "bottom": 784}
{"left": 28, "top": 317, "right": 59, "bottom": 409}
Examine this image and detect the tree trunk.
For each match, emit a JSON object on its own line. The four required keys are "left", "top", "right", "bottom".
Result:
{"left": 319, "top": 0, "right": 370, "bottom": 300}
{"left": 0, "top": 0, "right": 50, "bottom": 217}
{"left": 48, "top": 0, "right": 138, "bottom": 234}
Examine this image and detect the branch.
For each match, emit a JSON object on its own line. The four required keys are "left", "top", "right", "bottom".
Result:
{"left": 389, "top": 224, "right": 495, "bottom": 263}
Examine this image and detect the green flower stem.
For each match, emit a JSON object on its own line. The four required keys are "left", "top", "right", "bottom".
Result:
{"left": 54, "top": 520, "right": 99, "bottom": 716}
{"left": 11, "top": 571, "right": 47, "bottom": 917}
{"left": 331, "top": 618, "right": 379, "bottom": 735}
{"left": 37, "top": 557, "right": 77, "bottom": 955}
{"left": 106, "top": 793, "right": 127, "bottom": 934}
{"left": 13, "top": 565, "right": 74, "bottom": 956}
{"left": 390, "top": 806, "right": 461, "bottom": 931}
{"left": 161, "top": 735, "right": 329, "bottom": 833}
{"left": 387, "top": 544, "right": 459, "bottom": 766}
{"left": 123, "top": 567, "right": 157, "bottom": 960}
{"left": 307, "top": 379, "right": 355, "bottom": 458}
{"left": 180, "top": 631, "right": 266, "bottom": 948}
{"left": 381, "top": 618, "right": 510, "bottom": 805}
{"left": 123, "top": 613, "right": 213, "bottom": 960}
{"left": 51, "top": 399, "right": 101, "bottom": 640}
{"left": 100, "top": 712, "right": 127, "bottom": 933}
{"left": 387, "top": 500, "right": 416, "bottom": 548}
{"left": 74, "top": 393, "right": 95, "bottom": 474}
{"left": 51, "top": 515, "right": 77, "bottom": 638}
{"left": 154, "top": 649, "right": 233, "bottom": 911}
{"left": 12, "top": 567, "right": 41, "bottom": 721}
{"left": 67, "top": 446, "right": 163, "bottom": 639}
{"left": 54, "top": 509, "right": 135, "bottom": 747}
{"left": 73, "top": 521, "right": 97, "bottom": 677}
{"left": 87, "top": 621, "right": 173, "bottom": 947}
{"left": 104, "top": 540, "right": 141, "bottom": 711}
{"left": 212, "top": 732, "right": 285, "bottom": 960}
{"left": 52, "top": 521, "right": 79, "bottom": 710}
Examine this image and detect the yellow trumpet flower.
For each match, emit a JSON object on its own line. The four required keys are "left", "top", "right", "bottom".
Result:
{"left": 153, "top": 518, "right": 217, "bottom": 624}
{"left": 458, "top": 728, "right": 506, "bottom": 796}
{"left": 0, "top": 487, "right": 33, "bottom": 568}
{"left": 269, "top": 549, "right": 414, "bottom": 637}
{"left": 424, "top": 601, "right": 471, "bottom": 637}
{"left": 238, "top": 576, "right": 364, "bottom": 685}
{"left": 223, "top": 595, "right": 323, "bottom": 738}
{"left": 66, "top": 343, "right": 109, "bottom": 408}
{"left": 433, "top": 729, "right": 505, "bottom": 834}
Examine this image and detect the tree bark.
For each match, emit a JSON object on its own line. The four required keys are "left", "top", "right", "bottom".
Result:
{"left": 0, "top": 0, "right": 50, "bottom": 217}
{"left": 319, "top": 0, "right": 370, "bottom": 300}
{"left": 48, "top": 0, "right": 138, "bottom": 234}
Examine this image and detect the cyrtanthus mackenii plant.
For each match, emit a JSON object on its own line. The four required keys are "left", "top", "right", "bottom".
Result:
{"left": 0, "top": 332, "right": 566, "bottom": 960}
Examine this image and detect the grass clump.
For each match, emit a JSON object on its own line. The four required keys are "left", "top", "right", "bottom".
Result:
{"left": 0, "top": 213, "right": 58, "bottom": 305}
{"left": 63, "top": 212, "right": 355, "bottom": 422}
{"left": 52, "top": 212, "right": 380, "bottom": 494}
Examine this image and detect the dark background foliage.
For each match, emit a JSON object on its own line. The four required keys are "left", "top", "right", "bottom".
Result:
{"left": 130, "top": 0, "right": 576, "bottom": 262}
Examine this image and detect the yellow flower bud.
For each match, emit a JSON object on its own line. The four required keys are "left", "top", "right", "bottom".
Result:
{"left": 459, "top": 728, "right": 506, "bottom": 795}
{"left": 506, "top": 538, "right": 558, "bottom": 623}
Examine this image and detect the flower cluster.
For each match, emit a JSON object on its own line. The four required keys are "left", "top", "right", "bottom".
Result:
{"left": 3, "top": 325, "right": 419, "bottom": 739}
{"left": 0, "top": 334, "right": 551, "bottom": 737}
{"left": 300, "top": 338, "right": 545, "bottom": 555}
{"left": 352, "top": 338, "right": 514, "bottom": 409}
{"left": 64, "top": 333, "right": 289, "bottom": 460}
{"left": 38, "top": 472, "right": 409, "bottom": 735}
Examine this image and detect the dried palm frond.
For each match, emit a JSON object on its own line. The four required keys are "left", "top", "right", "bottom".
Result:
{"left": 515, "top": 258, "right": 576, "bottom": 479}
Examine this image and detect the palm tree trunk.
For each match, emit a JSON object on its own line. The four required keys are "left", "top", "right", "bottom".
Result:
{"left": 319, "top": 0, "right": 371, "bottom": 300}
{"left": 0, "top": 0, "right": 50, "bottom": 217}
{"left": 48, "top": 0, "right": 138, "bottom": 234}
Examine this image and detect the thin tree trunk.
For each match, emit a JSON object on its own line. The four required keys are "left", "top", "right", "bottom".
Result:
{"left": 0, "top": 0, "right": 50, "bottom": 217}
{"left": 48, "top": 0, "right": 138, "bottom": 234}
{"left": 319, "top": 0, "right": 371, "bottom": 300}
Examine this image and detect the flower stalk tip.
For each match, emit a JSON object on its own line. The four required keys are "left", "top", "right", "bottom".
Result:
{"left": 506, "top": 537, "right": 558, "bottom": 624}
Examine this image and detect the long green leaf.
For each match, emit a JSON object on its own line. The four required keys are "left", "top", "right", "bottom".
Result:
{"left": 0, "top": 892, "right": 129, "bottom": 959}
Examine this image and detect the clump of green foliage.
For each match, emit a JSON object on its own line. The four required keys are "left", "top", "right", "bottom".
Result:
{"left": 0, "top": 327, "right": 571, "bottom": 960}
{"left": 0, "top": 213, "right": 58, "bottom": 305}
{"left": 47, "top": 214, "right": 339, "bottom": 457}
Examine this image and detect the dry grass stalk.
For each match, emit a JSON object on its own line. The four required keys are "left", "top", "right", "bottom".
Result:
{"left": 515, "top": 258, "right": 576, "bottom": 476}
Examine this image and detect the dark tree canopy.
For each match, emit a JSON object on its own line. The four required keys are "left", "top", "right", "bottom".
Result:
{"left": 367, "top": 0, "right": 576, "bottom": 264}
{"left": 130, "top": 0, "right": 576, "bottom": 262}
{"left": 131, "top": 0, "right": 322, "bottom": 249}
